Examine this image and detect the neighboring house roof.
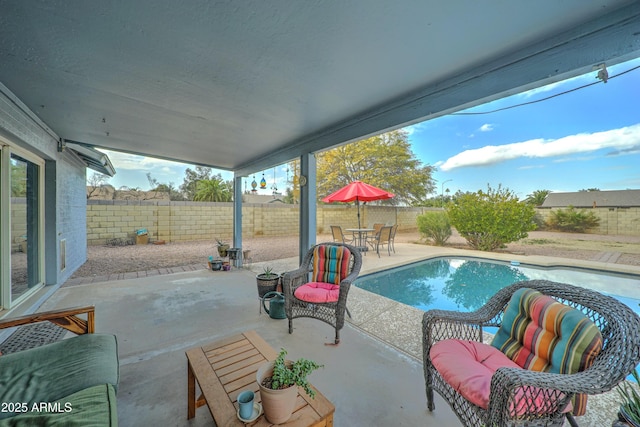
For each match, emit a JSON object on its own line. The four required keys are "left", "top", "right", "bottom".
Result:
{"left": 540, "top": 190, "right": 640, "bottom": 208}
{"left": 242, "top": 193, "right": 286, "bottom": 204}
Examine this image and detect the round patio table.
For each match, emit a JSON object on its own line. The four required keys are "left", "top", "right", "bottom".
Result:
{"left": 345, "top": 228, "right": 374, "bottom": 252}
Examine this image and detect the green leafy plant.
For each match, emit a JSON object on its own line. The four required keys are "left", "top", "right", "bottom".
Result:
{"left": 446, "top": 185, "right": 536, "bottom": 251}
{"left": 215, "top": 238, "right": 227, "bottom": 247}
{"left": 261, "top": 348, "right": 323, "bottom": 398}
{"left": 261, "top": 266, "right": 278, "bottom": 278}
{"left": 617, "top": 369, "right": 640, "bottom": 426}
{"left": 546, "top": 206, "right": 600, "bottom": 233}
{"left": 416, "top": 211, "right": 451, "bottom": 246}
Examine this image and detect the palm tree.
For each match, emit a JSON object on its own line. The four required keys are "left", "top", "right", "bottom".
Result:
{"left": 193, "top": 176, "right": 233, "bottom": 202}
{"left": 525, "top": 189, "right": 550, "bottom": 206}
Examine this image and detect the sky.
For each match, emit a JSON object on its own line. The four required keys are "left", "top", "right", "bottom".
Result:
{"left": 100, "top": 57, "right": 640, "bottom": 200}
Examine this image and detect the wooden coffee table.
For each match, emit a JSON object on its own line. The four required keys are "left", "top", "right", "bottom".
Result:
{"left": 186, "top": 330, "right": 334, "bottom": 426}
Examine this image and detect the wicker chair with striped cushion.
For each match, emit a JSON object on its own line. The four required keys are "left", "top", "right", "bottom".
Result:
{"left": 423, "top": 280, "right": 640, "bottom": 427}
{"left": 282, "top": 242, "right": 362, "bottom": 345}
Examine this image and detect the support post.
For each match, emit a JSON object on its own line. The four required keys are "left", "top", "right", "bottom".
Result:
{"left": 299, "top": 153, "right": 316, "bottom": 263}
{"left": 233, "top": 174, "right": 243, "bottom": 267}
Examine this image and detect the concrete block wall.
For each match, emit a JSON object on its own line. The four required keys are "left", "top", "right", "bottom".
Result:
{"left": 318, "top": 205, "right": 361, "bottom": 233}
{"left": 169, "top": 202, "right": 233, "bottom": 242}
{"left": 395, "top": 206, "right": 431, "bottom": 232}
{"left": 243, "top": 204, "right": 300, "bottom": 237}
{"left": 534, "top": 207, "right": 640, "bottom": 236}
{"left": 84, "top": 202, "right": 640, "bottom": 246}
{"left": 87, "top": 200, "right": 160, "bottom": 245}
{"left": 86, "top": 201, "right": 421, "bottom": 245}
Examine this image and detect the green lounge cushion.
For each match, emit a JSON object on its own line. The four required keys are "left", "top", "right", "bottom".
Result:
{"left": 0, "top": 383, "right": 117, "bottom": 427}
{"left": 0, "top": 334, "right": 118, "bottom": 420}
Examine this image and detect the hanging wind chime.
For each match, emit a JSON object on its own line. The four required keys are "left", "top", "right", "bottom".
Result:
{"left": 271, "top": 168, "right": 278, "bottom": 195}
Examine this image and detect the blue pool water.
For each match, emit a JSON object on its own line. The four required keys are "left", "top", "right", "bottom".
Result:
{"left": 354, "top": 257, "right": 640, "bottom": 314}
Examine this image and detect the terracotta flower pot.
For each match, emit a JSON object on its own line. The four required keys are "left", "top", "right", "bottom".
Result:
{"left": 256, "top": 360, "right": 298, "bottom": 424}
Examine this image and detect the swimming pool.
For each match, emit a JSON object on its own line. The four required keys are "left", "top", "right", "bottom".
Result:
{"left": 354, "top": 256, "right": 640, "bottom": 316}
{"left": 354, "top": 257, "right": 640, "bottom": 380}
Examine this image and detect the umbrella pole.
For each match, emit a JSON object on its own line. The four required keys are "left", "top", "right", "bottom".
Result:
{"left": 356, "top": 197, "right": 361, "bottom": 229}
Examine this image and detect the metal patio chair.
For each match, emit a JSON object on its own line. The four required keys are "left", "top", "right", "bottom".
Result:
{"left": 330, "top": 225, "right": 354, "bottom": 245}
{"left": 388, "top": 224, "right": 398, "bottom": 253}
{"left": 369, "top": 225, "right": 393, "bottom": 257}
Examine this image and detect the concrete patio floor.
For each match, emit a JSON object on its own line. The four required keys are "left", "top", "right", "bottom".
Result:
{"left": 29, "top": 242, "right": 640, "bottom": 426}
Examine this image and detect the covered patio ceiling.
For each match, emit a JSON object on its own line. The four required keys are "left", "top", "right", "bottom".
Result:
{"left": 1, "top": 1, "right": 639, "bottom": 176}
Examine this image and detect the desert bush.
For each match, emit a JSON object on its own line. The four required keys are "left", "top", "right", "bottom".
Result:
{"left": 546, "top": 206, "right": 600, "bottom": 232}
{"left": 446, "top": 185, "right": 536, "bottom": 251}
{"left": 417, "top": 211, "right": 451, "bottom": 246}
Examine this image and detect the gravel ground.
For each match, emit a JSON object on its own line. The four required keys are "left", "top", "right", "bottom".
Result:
{"left": 69, "top": 230, "right": 640, "bottom": 278}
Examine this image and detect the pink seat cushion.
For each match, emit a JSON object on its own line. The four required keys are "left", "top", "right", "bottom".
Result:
{"left": 431, "top": 339, "right": 520, "bottom": 409}
{"left": 294, "top": 282, "right": 340, "bottom": 303}
{"left": 430, "top": 339, "right": 568, "bottom": 415}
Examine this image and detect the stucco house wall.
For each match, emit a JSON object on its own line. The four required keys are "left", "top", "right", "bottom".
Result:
{"left": 1, "top": 83, "right": 88, "bottom": 288}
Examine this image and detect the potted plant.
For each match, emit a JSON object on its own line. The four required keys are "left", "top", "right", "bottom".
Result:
{"left": 215, "top": 238, "right": 229, "bottom": 257}
{"left": 208, "top": 256, "right": 223, "bottom": 271}
{"left": 256, "top": 348, "right": 322, "bottom": 424}
{"left": 256, "top": 266, "right": 280, "bottom": 297}
{"left": 616, "top": 369, "right": 640, "bottom": 427}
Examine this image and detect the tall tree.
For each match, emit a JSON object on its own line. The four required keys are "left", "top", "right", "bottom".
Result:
{"left": 180, "top": 166, "right": 213, "bottom": 200}
{"left": 146, "top": 172, "right": 185, "bottom": 201}
{"left": 316, "top": 130, "right": 435, "bottom": 205}
{"left": 193, "top": 174, "right": 233, "bottom": 202}
{"left": 86, "top": 172, "right": 109, "bottom": 199}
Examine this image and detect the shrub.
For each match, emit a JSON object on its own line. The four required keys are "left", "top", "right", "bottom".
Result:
{"left": 417, "top": 211, "right": 451, "bottom": 246}
{"left": 546, "top": 206, "right": 600, "bottom": 232}
{"left": 446, "top": 185, "right": 536, "bottom": 251}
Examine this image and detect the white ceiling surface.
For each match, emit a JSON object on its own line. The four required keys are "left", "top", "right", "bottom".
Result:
{"left": 1, "top": 1, "right": 639, "bottom": 176}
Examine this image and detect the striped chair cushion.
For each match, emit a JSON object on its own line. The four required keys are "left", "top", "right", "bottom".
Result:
{"left": 311, "top": 245, "right": 352, "bottom": 285}
{"left": 491, "top": 288, "right": 603, "bottom": 415}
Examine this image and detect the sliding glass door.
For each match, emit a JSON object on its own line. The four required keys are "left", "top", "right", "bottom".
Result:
{"left": 1, "top": 143, "right": 44, "bottom": 309}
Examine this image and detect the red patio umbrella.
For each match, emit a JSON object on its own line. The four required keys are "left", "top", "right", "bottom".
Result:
{"left": 322, "top": 180, "right": 394, "bottom": 229}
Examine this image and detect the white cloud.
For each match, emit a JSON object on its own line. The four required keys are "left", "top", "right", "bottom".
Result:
{"left": 518, "top": 164, "right": 545, "bottom": 170}
{"left": 100, "top": 149, "right": 186, "bottom": 172}
{"left": 439, "top": 123, "right": 640, "bottom": 171}
{"left": 479, "top": 124, "right": 494, "bottom": 132}
{"left": 403, "top": 122, "right": 429, "bottom": 136}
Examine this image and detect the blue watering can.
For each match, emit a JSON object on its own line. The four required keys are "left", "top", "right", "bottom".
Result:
{"left": 262, "top": 291, "right": 286, "bottom": 319}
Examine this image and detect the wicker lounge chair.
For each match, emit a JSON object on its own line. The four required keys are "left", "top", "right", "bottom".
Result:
{"left": 282, "top": 242, "right": 362, "bottom": 345}
{"left": 422, "top": 279, "right": 640, "bottom": 427}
